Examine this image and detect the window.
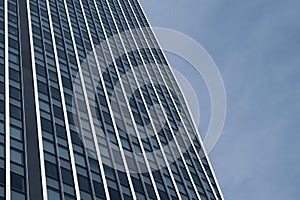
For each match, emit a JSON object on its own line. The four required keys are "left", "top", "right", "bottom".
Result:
{"left": 93, "top": 181, "right": 105, "bottom": 198}
{"left": 132, "top": 177, "right": 144, "bottom": 193}
{"left": 11, "top": 172, "right": 25, "bottom": 192}
{"left": 10, "top": 86, "right": 21, "bottom": 100}
{"left": 0, "top": 100, "right": 4, "bottom": 114}
{"left": 55, "top": 124, "right": 66, "bottom": 139}
{"left": 108, "top": 187, "right": 120, "bottom": 200}
{"left": 158, "top": 189, "right": 168, "bottom": 200}
{"left": 61, "top": 168, "right": 73, "bottom": 184}
{"left": 74, "top": 153, "right": 86, "bottom": 167}
{"left": 11, "top": 191, "right": 25, "bottom": 200}
{"left": 53, "top": 105, "right": 64, "bottom": 120}
{"left": 0, "top": 168, "right": 4, "bottom": 185}
{"left": 10, "top": 125, "right": 22, "bottom": 140}
{"left": 77, "top": 175, "right": 90, "bottom": 192}
{"left": 10, "top": 104, "right": 22, "bottom": 120}
{"left": 10, "top": 149, "right": 23, "bottom": 165}
{"left": 104, "top": 163, "right": 116, "bottom": 180}
{"left": 45, "top": 161, "right": 58, "bottom": 179}
{"left": 51, "top": 87, "right": 60, "bottom": 100}
{"left": 47, "top": 188, "right": 61, "bottom": 200}
{"left": 9, "top": 38, "right": 18, "bottom": 50}
{"left": 38, "top": 81, "right": 49, "bottom": 95}
{"left": 41, "top": 118, "right": 53, "bottom": 133}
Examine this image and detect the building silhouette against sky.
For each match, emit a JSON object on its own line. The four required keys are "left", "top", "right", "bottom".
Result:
{"left": 0, "top": 0, "right": 223, "bottom": 199}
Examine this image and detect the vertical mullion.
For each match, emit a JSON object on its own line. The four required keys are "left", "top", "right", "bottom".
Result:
{"left": 114, "top": 0, "right": 185, "bottom": 199}
{"left": 123, "top": 1, "right": 210, "bottom": 198}
{"left": 112, "top": 1, "right": 185, "bottom": 199}
{"left": 131, "top": 0, "right": 221, "bottom": 198}
{"left": 133, "top": 1, "right": 224, "bottom": 198}
{"left": 63, "top": 2, "right": 99, "bottom": 198}
{"left": 75, "top": 0, "right": 138, "bottom": 198}
{"left": 4, "top": 0, "right": 10, "bottom": 198}
{"left": 26, "top": 0, "right": 48, "bottom": 199}
{"left": 116, "top": 1, "right": 202, "bottom": 199}
{"left": 125, "top": 0, "right": 219, "bottom": 199}
{"left": 43, "top": 0, "right": 81, "bottom": 199}
{"left": 100, "top": 0, "right": 182, "bottom": 199}
{"left": 118, "top": 1, "right": 206, "bottom": 199}
{"left": 62, "top": 0, "right": 112, "bottom": 199}
{"left": 60, "top": 2, "right": 98, "bottom": 199}
{"left": 90, "top": 0, "right": 161, "bottom": 199}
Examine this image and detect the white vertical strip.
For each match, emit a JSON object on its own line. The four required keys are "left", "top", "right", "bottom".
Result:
{"left": 126, "top": 1, "right": 211, "bottom": 198}
{"left": 116, "top": 1, "right": 202, "bottom": 199}
{"left": 146, "top": 24, "right": 225, "bottom": 200}
{"left": 133, "top": 1, "right": 224, "bottom": 198}
{"left": 137, "top": 0, "right": 224, "bottom": 199}
{"left": 113, "top": 1, "right": 183, "bottom": 199}
{"left": 43, "top": 0, "right": 81, "bottom": 199}
{"left": 111, "top": 3, "right": 181, "bottom": 199}
{"left": 4, "top": 0, "right": 10, "bottom": 198}
{"left": 26, "top": 0, "right": 48, "bottom": 199}
{"left": 100, "top": 1, "right": 182, "bottom": 199}
{"left": 120, "top": 1, "right": 209, "bottom": 199}
{"left": 61, "top": 0, "right": 111, "bottom": 199}
{"left": 127, "top": 1, "right": 221, "bottom": 199}
{"left": 161, "top": 43, "right": 223, "bottom": 198}
{"left": 76, "top": 0, "right": 138, "bottom": 198}
{"left": 92, "top": 0, "right": 160, "bottom": 199}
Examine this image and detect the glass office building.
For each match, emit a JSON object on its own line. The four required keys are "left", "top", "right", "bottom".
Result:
{"left": 0, "top": 0, "right": 223, "bottom": 199}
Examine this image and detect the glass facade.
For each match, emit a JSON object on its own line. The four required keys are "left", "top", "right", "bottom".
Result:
{"left": 0, "top": 0, "right": 223, "bottom": 199}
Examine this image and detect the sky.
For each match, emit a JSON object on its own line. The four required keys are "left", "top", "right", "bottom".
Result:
{"left": 139, "top": 0, "right": 300, "bottom": 199}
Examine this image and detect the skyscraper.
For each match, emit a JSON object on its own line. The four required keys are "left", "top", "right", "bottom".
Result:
{"left": 0, "top": 0, "right": 223, "bottom": 199}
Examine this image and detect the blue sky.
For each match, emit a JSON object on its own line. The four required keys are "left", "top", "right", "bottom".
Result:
{"left": 139, "top": 0, "right": 300, "bottom": 199}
